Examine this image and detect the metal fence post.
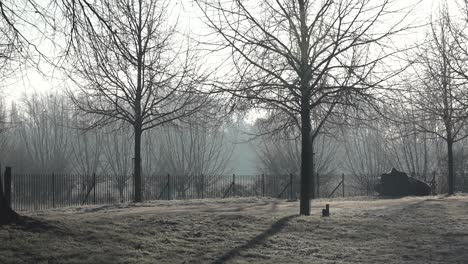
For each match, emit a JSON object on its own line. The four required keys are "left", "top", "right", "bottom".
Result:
{"left": 52, "top": 173, "right": 55, "bottom": 208}
{"left": 342, "top": 173, "right": 345, "bottom": 198}
{"left": 4, "top": 167, "right": 12, "bottom": 207}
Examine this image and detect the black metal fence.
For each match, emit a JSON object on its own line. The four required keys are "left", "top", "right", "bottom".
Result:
{"left": 7, "top": 170, "right": 404, "bottom": 212}
{"left": 10, "top": 173, "right": 306, "bottom": 211}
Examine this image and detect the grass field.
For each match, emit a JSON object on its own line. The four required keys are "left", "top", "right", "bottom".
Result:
{"left": 1, "top": 195, "right": 468, "bottom": 263}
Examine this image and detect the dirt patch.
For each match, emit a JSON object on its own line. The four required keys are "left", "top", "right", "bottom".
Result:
{"left": 1, "top": 196, "right": 467, "bottom": 263}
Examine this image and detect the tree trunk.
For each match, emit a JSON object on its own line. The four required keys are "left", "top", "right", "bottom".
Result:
{"left": 0, "top": 167, "right": 19, "bottom": 225}
{"left": 311, "top": 139, "right": 315, "bottom": 199}
{"left": 298, "top": 0, "right": 313, "bottom": 216}
{"left": 134, "top": 125, "right": 143, "bottom": 202}
{"left": 0, "top": 195, "right": 18, "bottom": 225}
{"left": 133, "top": 0, "right": 144, "bottom": 203}
{"left": 447, "top": 139, "right": 454, "bottom": 195}
{"left": 300, "top": 106, "right": 313, "bottom": 216}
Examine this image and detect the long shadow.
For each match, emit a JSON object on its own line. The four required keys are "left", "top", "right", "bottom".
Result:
{"left": 5, "top": 215, "right": 73, "bottom": 237}
{"left": 212, "top": 214, "right": 298, "bottom": 264}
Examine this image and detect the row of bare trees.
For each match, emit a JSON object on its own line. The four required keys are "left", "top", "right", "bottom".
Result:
{"left": 3, "top": 0, "right": 468, "bottom": 221}
{"left": 0, "top": 93, "right": 234, "bottom": 177}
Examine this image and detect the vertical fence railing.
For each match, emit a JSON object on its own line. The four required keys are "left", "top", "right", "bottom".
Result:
{"left": 10, "top": 172, "right": 362, "bottom": 211}
{"left": 52, "top": 173, "right": 55, "bottom": 208}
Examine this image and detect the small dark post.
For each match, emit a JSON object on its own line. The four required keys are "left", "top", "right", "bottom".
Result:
{"left": 4, "top": 167, "right": 12, "bottom": 207}
{"left": 289, "top": 173, "right": 293, "bottom": 200}
{"left": 322, "top": 204, "right": 330, "bottom": 217}
{"left": 52, "top": 173, "right": 55, "bottom": 208}
{"left": 342, "top": 173, "right": 345, "bottom": 198}
{"left": 232, "top": 174, "right": 236, "bottom": 196}
{"left": 167, "top": 174, "right": 171, "bottom": 200}
{"left": 93, "top": 173, "right": 96, "bottom": 204}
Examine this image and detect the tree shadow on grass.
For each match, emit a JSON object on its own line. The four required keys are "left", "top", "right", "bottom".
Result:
{"left": 212, "top": 214, "right": 298, "bottom": 264}
{"left": 2, "top": 215, "right": 72, "bottom": 237}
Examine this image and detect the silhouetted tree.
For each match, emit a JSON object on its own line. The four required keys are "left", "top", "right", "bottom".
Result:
{"left": 0, "top": 2, "right": 25, "bottom": 224}
{"left": 397, "top": 5, "right": 468, "bottom": 195}
{"left": 196, "top": 0, "right": 413, "bottom": 215}
{"left": 65, "top": 0, "right": 211, "bottom": 202}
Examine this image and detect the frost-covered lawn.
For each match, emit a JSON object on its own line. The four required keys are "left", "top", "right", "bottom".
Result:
{"left": 1, "top": 195, "right": 468, "bottom": 263}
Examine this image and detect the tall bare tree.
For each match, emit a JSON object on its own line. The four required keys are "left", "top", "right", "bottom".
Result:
{"left": 65, "top": 0, "right": 210, "bottom": 202}
{"left": 398, "top": 5, "right": 468, "bottom": 195}
{"left": 196, "top": 0, "right": 412, "bottom": 215}
{"left": 0, "top": 3, "right": 22, "bottom": 223}
{"left": 0, "top": 101, "right": 18, "bottom": 224}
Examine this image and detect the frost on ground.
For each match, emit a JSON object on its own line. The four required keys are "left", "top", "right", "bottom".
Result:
{"left": 1, "top": 195, "right": 468, "bottom": 264}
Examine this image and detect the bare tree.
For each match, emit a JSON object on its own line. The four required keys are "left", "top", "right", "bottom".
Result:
{"left": 0, "top": 4, "right": 27, "bottom": 223}
{"left": 341, "top": 123, "right": 394, "bottom": 195}
{"left": 397, "top": 5, "right": 468, "bottom": 195}
{"left": 155, "top": 118, "right": 233, "bottom": 197}
{"left": 0, "top": 100, "right": 18, "bottom": 224}
{"left": 157, "top": 121, "right": 232, "bottom": 176}
{"left": 196, "top": 0, "right": 412, "bottom": 215}
{"left": 17, "top": 94, "right": 74, "bottom": 174}
{"left": 65, "top": 0, "right": 211, "bottom": 202}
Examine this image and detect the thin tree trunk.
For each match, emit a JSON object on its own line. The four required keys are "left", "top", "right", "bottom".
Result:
{"left": 133, "top": 0, "right": 144, "bottom": 203}
{"left": 447, "top": 139, "right": 454, "bottom": 195}
{"left": 134, "top": 125, "right": 143, "bottom": 202}
{"left": 298, "top": 0, "right": 313, "bottom": 216}
{"left": 300, "top": 106, "right": 313, "bottom": 216}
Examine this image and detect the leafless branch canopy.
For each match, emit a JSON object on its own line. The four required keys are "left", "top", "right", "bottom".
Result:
{"left": 62, "top": 0, "right": 212, "bottom": 131}
{"left": 196, "top": 0, "right": 414, "bottom": 137}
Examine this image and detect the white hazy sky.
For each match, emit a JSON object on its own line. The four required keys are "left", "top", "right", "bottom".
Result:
{"left": 1, "top": 0, "right": 454, "bottom": 103}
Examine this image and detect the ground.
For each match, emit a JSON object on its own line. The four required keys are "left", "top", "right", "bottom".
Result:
{"left": 1, "top": 195, "right": 468, "bottom": 264}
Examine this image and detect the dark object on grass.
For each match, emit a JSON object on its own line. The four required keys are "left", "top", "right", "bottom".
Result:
{"left": 322, "top": 204, "right": 330, "bottom": 217}
{"left": 375, "top": 168, "right": 431, "bottom": 197}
